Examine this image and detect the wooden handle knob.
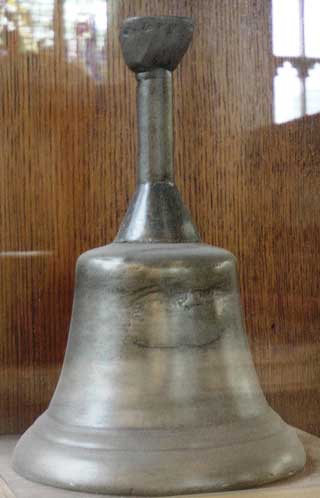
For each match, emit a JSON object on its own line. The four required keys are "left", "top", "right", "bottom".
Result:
{"left": 120, "top": 16, "right": 194, "bottom": 73}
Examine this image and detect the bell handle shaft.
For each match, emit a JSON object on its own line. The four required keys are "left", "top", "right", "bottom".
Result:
{"left": 137, "top": 69, "right": 173, "bottom": 184}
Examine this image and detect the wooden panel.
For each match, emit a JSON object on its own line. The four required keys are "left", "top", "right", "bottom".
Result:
{"left": 0, "top": 0, "right": 319, "bottom": 435}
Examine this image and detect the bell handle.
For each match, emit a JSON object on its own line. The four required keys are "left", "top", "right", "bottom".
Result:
{"left": 120, "top": 16, "right": 195, "bottom": 74}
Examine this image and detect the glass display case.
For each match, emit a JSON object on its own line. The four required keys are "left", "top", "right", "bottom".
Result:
{"left": 0, "top": 1, "right": 319, "bottom": 497}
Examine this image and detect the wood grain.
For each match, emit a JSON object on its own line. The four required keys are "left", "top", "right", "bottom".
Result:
{"left": 0, "top": 0, "right": 319, "bottom": 435}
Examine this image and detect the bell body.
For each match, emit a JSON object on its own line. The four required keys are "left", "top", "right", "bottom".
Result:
{"left": 13, "top": 242, "right": 305, "bottom": 494}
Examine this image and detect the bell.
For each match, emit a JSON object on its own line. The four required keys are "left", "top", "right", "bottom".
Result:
{"left": 13, "top": 16, "right": 306, "bottom": 495}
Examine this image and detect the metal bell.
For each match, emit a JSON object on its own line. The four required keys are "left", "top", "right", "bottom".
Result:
{"left": 13, "top": 16, "right": 306, "bottom": 495}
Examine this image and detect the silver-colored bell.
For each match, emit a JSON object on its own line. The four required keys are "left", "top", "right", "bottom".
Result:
{"left": 13, "top": 16, "right": 306, "bottom": 496}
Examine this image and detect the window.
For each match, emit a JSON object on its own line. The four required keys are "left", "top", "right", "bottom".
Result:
{"left": 0, "top": 0, "right": 54, "bottom": 53}
{"left": 64, "top": 0, "right": 107, "bottom": 72}
{"left": 272, "top": 0, "right": 320, "bottom": 123}
{"left": 0, "top": 1, "right": 108, "bottom": 80}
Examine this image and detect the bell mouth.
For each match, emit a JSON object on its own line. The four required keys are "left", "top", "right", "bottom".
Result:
{"left": 13, "top": 409, "right": 306, "bottom": 496}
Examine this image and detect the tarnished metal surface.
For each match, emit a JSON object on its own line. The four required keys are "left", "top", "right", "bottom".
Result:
{"left": 13, "top": 16, "right": 306, "bottom": 496}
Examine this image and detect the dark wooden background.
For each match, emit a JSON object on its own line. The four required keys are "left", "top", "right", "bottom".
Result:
{"left": 0, "top": 0, "right": 319, "bottom": 435}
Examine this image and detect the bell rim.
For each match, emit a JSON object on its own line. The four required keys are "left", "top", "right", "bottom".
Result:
{"left": 13, "top": 411, "right": 306, "bottom": 496}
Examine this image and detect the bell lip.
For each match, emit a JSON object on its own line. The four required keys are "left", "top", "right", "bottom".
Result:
{"left": 13, "top": 411, "right": 306, "bottom": 496}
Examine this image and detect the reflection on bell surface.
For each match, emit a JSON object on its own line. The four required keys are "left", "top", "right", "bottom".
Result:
{"left": 13, "top": 15, "right": 306, "bottom": 496}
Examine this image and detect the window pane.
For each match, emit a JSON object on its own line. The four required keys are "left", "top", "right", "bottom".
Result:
{"left": 0, "top": 0, "right": 55, "bottom": 53}
{"left": 272, "top": 0, "right": 302, "bottom": 56}
{"left": 63, "top": 0, "right": 108, "bottom": 80}
{"left": 304, "top": 0, "right": 320, "bottom": 58}
{"left": 306, "top": 63, "right": 320, "bottom": 115}
{"left": 274, "top": 62, "right": 304, "bottom": 123}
